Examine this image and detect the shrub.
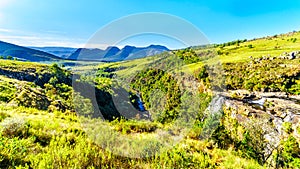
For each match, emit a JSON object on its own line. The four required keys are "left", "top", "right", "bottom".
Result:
{"left": 6, "top": 56, "right": 13, "bottom": 60}
{"left": 274, "top": 136, "right": 300, "bottom": 168}
{"left": 0, "top": 118, "right": 28, "bottom": 138}
{"left": 0, "top": 81, "right": 17, "bottom": 102}
{"left": 112, "top": 119, "right": 158, "bottom": 134}
{"left": 0, "top": 112, "right": 10, "bottom": 122}
{"left": 223, "top": 59, "right": 300, "bottom": 94}
{"left": 282, "top": 122, "right": 293, "bottom": 134}
{"left": 0, "top": 136, "right": 32, "bottom": 167}
{"left": 15, "top": 86, "right": 50, "bottom": 110}
{"left": 175, "top": 48, "right": 201, "bottom": 64}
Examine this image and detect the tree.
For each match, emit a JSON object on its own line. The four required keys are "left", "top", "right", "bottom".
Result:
{"left": 6, "top": 56, "right": 13, "bottom": 60}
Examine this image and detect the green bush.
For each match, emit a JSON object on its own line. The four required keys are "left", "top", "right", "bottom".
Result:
{"left": 0, "top": 118, "right": 29, "bottom": 138}
{"left": 274, "top": 136, "right": 300, "bottom": 168}
{"left": 0, "top": 81, "right": 17, "bottom": 102}
{"left": 15, "top": 86, "right": 50, "bottom": 110}
{"left": 224, "top": 58, "right": 300, "bottom": 94}
{"left": 112, "top": 119, "right": 158, "bottom": 134}
{"left": 282, "top": 122, "right": 293, "bottom": 134}
{"left": 0, "top": 135, "right": 32, "bottom": 168}
{"left": 0, "top": 112, "right": 10, "bottom": 122}
{"left": 175, "top": 48, "right": 201, "bottom": 64}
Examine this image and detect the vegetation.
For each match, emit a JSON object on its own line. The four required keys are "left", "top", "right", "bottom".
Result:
{"left": 1, "top": 30, "right": 300, "bottom": 168}
{"left": 223, "top": 58, "right": 300, "bottom": 93}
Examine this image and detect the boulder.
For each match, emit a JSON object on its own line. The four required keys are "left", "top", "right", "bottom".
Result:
{"left": 288, "top": 52, "right": 295, "bottom": 60}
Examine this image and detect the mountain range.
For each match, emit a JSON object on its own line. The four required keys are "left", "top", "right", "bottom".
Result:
{"left": 28, "top": 47, "right": 77, "bottom": 58}
{"left": 0, "top": 40, "right": 169, "bottom": 62}
{"left": 68, "top": 45, "right": 169, "bottom": 61}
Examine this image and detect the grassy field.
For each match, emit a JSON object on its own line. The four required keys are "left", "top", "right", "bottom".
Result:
{"left": 0, "top": 104, "right": 265, "bottom": 168}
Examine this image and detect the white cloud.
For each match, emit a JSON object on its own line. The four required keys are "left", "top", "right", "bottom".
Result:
{"left": 0, "top": 33, "right": 86, "bottom": 48}
{"left": 0, "top": 28, "right": 13, "bottom": 32}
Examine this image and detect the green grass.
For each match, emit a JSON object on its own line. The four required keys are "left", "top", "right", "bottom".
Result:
{"left": 0, "top": 76, "right": 17, "bottom": 102}
{"left": 216, "top": 31, "right": 300, "bottom": 63}
{"left": 0, "top": 59, "right": 47, "bottom": 72}
{"left": 0, "top": 104, "right": 265, "bottom": 168}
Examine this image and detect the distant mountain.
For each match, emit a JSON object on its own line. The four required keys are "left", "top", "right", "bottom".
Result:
{"left": 68, "top": 45, "right": 169, "bottom": 61}
{"left": 29, "top": 47, "right": 77, "bottom": 58}
{"left": 0, "top": 40, "right": 61, "bottom": 62}
{"left": 68, "top": 48, "right": 106, "bottom": 60}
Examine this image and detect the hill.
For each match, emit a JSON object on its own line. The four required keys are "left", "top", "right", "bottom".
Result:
{"left": 68, "top": 45, "right": 169, "bottom": 61}
{"left": 0, "top": 40, "right": 61, "bottom": 62}
{"left": 28, "top": 47, "right": 77, "bottom": 58}
{"left": 92, "top": 30, "right": 300, "bottom": 167}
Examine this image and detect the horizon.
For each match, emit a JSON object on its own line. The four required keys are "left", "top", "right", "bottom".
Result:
{"left": 0, "top": 29, "right": 299, "bottom": 50}
{"left": 1, "top": 1, "right": 300, "bottom": 49}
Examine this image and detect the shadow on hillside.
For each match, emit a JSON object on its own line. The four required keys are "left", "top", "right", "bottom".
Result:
{"left": 0, "top": 68, "right": 148, "bottom": 121}
{"left": 73, "top": 76, "right": 150, "bottom": 121}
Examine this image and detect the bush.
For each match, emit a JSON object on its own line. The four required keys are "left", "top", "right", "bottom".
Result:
{"left": 274, "top": 136, "right": 300, "bottom": 168}
{"left": 223, "top": 58, "right": 300, "bottom": 94}
{"left": 0, "top": 136, "right": 32, "bottom": 168}
{"left": 175, "top": 48, "right": 201, "bottom": 64}
{"left": 0, "top": 118, "right": 28, "bottom": 138}
{"left": 0, "top": 112, "right": 10, "bottom": 122}
{"left": 15, "top": 86, "right": 50, "bottom": 110}
{"left": 282, "top": 122, "right": 293, "bottom": 134}
{"left": 0, "top": 81, "right": 17, "bottom": 102}
{"left": 6, "top": 56, "right": 13, "bottom": 60}
{"left": 112, "top": 119, "right": 158, "bottom": 134}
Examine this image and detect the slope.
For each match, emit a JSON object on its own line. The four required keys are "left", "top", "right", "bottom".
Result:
{"left": 0, "top": 40, "right": 61, "bottom": 62}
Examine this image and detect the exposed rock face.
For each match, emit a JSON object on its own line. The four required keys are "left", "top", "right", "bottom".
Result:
{"left": 220, "top": 90, "right": 300, "bottom": 162}
{"left": 220, "top": 90, "right": 300, "bottom": 142}
{"left": 249, "top": 50, "right": 300, "bottom": 61}
{"left": 0, "top": 67, "right": 73, "bottom": 87}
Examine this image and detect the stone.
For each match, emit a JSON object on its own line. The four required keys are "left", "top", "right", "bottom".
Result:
{"left": 288, "top": 52, "right": 295, "bottom": 60}
{"left": 284, "top": 111, "right": 294, "bottom": 122}
{"left": 279, "top": 112, "right": 287, "bottom": 119}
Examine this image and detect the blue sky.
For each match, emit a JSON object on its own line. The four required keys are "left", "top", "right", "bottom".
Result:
{"left": 0, "top": 0, "right": 300, "bottom": 49}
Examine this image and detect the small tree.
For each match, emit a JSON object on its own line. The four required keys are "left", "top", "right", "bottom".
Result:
{"left": 6, "top": 55, "right": 13, "bottom": 60}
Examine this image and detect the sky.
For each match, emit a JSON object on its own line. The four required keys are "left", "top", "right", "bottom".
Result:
{"left": 0, "top": 0, "right": 300, "bottom": 49}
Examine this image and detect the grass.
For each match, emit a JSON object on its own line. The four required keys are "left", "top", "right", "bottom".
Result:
{"left": 0, "top": 59, "right": 47, "bottom": 72}
{"left": 216, "top": 31, "right": 300, "bottom": 63}
{"left": 0, "top": 103, "right": 267, "bottom": 168}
